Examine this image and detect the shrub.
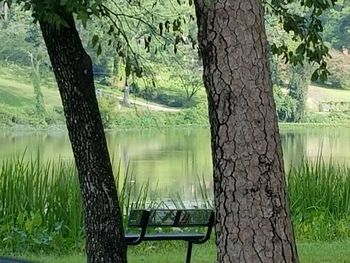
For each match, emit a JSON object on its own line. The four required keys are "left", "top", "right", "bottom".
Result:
{"left": 273, "top": 85, "right": 297, "bottom": 122}
{"left": 323, "top": 50, "right": 350, "bottom": 89}
{"left": 97, "top": 96, "right": 118, "bottom": 128}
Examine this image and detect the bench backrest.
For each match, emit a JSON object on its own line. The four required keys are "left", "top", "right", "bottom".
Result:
{"left": 128, "top": 209, "right": 214, "bottom": 228}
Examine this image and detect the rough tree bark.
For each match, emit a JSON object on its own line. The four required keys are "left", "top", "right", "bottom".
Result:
{"left": 39, "top": 14, "right": 127, "bottom": 263}
{"left": 194, "top": 1, "right": 299, "bottom": 262}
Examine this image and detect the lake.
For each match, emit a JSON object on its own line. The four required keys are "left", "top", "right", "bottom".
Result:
{"left": 1, "top": 127, "right": 350, "bottom": 201}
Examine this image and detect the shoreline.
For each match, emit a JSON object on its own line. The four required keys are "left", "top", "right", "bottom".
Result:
{"left": 1, "top": 122, "right": 350, "bottom": 133}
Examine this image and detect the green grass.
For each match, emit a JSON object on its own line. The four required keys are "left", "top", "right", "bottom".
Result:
{"left": 279, "top": 122, "right": 350, "bottom": 129}
{"left": 0, "top": 65, "right": 61, "bottom": 108}
{"left": 298, "top": 240, "right": 350, "bottom": 263}
{"left": 5, "top": 240, "right": 350, "bottom": 263}
{"left": 307, "top": 85, "right": 350, "bottom": 112}
{"left": 0, "top": 64, "right": 64, "bottom": 126}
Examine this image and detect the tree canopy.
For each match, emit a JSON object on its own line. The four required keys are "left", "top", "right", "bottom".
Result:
{"left": 4, "top": 0, "right": 342, "bottom": 81}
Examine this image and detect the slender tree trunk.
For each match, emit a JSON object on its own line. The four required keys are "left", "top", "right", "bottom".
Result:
{"left": 2, "top": 0, "right": 8, "bottom": 22}
{"left": 29, "top": 53, "right": 45, "bottom": 118}
{"left": 39, "top": 14, "right": 127, "bottom": 263}
{"left": 112, "top": 56, "right": 120, "bottom": 87}
{"left": 194, "top": 1, "right": 299, "bottom": 262}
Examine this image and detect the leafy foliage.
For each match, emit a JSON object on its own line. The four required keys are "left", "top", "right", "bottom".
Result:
{"left": 273, "top": 85, "right": 296, "bottom": 122}
{"left": 323, "top": 0, "right": 350, "bottom": 50}
{"left": 288, "top": 64, "right": 310, "bottom": 121}
{"left": 266, "top": 0, "right": 337, "bottom": 81}
{"left": 6, "top": 0, "right": 339, "bottom": 83}
{"left": 324, "top": 49, "right": 350, "bottom": 89}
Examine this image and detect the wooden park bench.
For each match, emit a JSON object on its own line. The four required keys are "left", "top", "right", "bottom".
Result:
{"left": 125, "top": 209, "right": 215, "bottom": 263}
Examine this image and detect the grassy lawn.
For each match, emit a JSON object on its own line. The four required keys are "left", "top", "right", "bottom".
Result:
{"left": 307, "top": 85, "right": 350, "bottom": 111}
{"left": 0, "top": 65, "right": 184, "bottom": 116}
{"left": 5, "top": 240, "right": 350, "bottom": 263}
{"left": 298, "top": 240, "right": 350, "bottom": 263}
{"left": 0, "top": 66, "right": 61, "bottom": 108}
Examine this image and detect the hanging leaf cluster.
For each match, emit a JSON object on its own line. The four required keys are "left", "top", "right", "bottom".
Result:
{"left": 8, "top": 0, "right": 339, "bottom": 81}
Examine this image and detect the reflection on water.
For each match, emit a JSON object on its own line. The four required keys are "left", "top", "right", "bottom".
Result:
{"left": 280, "top": 127, "right": 350, "bottom": 168}
{"left": 1, "top": 127, "right": 350, "bottom": 200}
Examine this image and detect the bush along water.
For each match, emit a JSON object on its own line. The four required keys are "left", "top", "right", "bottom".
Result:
{"left": 1, "top": 156, "right": 350, "bottom": 254}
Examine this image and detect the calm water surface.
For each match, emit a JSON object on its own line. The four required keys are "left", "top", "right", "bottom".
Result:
{"left": 1, "top": 127, "right": 349, "bottom": 200}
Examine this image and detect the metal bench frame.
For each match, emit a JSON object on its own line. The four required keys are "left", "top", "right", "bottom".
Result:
{"left": 125, "top": 209, "right": 214, "bottom": 263}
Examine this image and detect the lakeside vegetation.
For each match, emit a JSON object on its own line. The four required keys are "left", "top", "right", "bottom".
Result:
{"left": 2, "top": 61, "right": 350, "bottom": 129}
{"left": 1, "top": 58, "right": 350, "bottom": 129}
{"left": 1, "top": 156, "right": 350, "bottom": 255}
{"left": 1, "top": 62, "right": 350, "bottom": 129}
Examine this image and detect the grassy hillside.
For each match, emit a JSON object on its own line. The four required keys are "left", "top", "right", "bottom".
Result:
{"left": 0, "top": 65, "right": 64, "bottom": 126}
{"left": 0, "top": 65, "right": 61, "bottom": 108}
{"left": 1, "top": 63, "right": 350, "bottom": 128}
{"left": 307, "top": 84, "right": 350, "bottom": 112}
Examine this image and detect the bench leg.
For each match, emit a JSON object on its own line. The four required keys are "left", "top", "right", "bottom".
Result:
{"left": 186, "top": 242, "right": 193, "bottom": 263}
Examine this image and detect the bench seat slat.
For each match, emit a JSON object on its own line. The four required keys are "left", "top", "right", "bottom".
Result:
{"left": 128, "top": 209, "right": 213, "bottom": 227}
{"left": 125, "top": 233, "right": 206, "bottom": 242}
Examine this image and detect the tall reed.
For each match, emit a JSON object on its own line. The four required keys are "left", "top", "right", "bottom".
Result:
{"left": 287, "top": 158, "right": 350, "bottom": 240}
{"left": 1, "top": 155, "right": 350, "bottom": 252}
{"left": 0, "top": 156, "right": 150, "bottom": 252}
{"left": 288, "top": 158, "right": 350, "bottom": 218}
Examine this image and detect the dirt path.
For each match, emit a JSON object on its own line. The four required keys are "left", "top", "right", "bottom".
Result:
{"left": 96, "top": 89, "right": 181, "bottom": 112}
{"left": 118, "top": 96, "right": 182, "bottom": 112}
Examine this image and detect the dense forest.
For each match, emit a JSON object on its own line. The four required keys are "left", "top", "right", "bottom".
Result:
{"left": 0, "top": 0, "right": 350, "bottom": 128}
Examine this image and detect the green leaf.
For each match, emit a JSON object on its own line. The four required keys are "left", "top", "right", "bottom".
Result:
{"left": 60, "top": 0, "right": 68, "bottom": 6}
{"left": 311, "top": 70, "right": 319, "bottom": 82}
{"left": 135, "top": 66, "right": 143, "bottom": 78}
{"left": 107, "top": 25, "right": 114, "bottom": 35}
{"left": 17, "top": 213, "right": 25, "bottom": 225}
{"left": 33, "top": 212, "right": 42, "bottom": 227}
{"left": 159, "top": 23, "right": 163, "bottom": 36}
{"left": 165, "top": 21, "right": 170, "bottom": 31}
{"left": 77, "top": 10, "right": 90, "bottom": 28}
{"left": 92, "top": 35, "right": 99, "bottom": 48}
{"left": 173, "top": 19, "right": 181, "bottom": 31}
{"left": 25, "top": 219, "right": 33, "bottom": 234}
{"left": 319, "top": 70, "right": 328, "bottom": 82}
{"left": 97, "top": 44, "right": 102, "bottom": 57}
{"left": 296, "top": 43, "right": 306, "bottom": 55}
{"left": 125, "top": 58, "right": 131, "bottom": 77}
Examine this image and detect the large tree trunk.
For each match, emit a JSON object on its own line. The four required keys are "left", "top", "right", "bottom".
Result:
{"left": 39, "top": 14, "right": 127, "bottom": 263}
{"left": 194, "top": 1, "right": 299, "bottom": 262}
